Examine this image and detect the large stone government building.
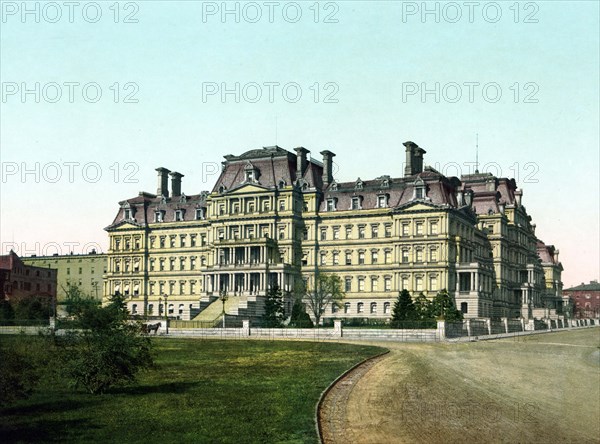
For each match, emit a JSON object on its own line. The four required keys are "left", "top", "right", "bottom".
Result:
{"left": 104, "top": 142, "right": 566, "bottom": 322}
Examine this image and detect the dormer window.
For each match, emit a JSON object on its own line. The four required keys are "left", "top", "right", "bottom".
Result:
{"left": 154, "top": 211, "right": 164, "bottom": 223}
{"left": 195, "top": 208, "right": 205, "bottom": 220}
{"left": 124, "top": 209, "right": 132, "bottom": 219}
{"left": 351, "top": 196, "right": 362, "bottom": 210}
{"left": 244, "top": 161, "right": 260, "bottom": 183}
{"left": 381, "top": 178, "right": 390, "bottom": 188}
{"left": 413, "top": 177, "right": 426, "bottom": 200}
{"left": 331, "top": 181, "right": 338, "bottom": 191}
{"left": 278, "top": 179, "right": 286, "bottom": 189}
{"left": 326, "top": 198, "right": 337, "bottom": 211}
{"left": 377, "top": 195, "right": 388, "bottom": 208}
{"left": 174, "top": 210, "right": 184, "bottom": 221}
{"left": 355, "top": 178, "right": 363, "bottom": 190}
{"left": 218, "top": 185, "right": 226, "bottom": 194}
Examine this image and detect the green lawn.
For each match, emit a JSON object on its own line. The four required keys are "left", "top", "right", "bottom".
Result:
{"left": 0, "top": 338, "right": 383, "bottom": 444}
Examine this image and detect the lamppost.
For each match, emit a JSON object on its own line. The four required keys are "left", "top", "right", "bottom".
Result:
{"left": 220, "top": 290, "right": 228, "bottom": 328}
{"left": 163, "top": 294, "right": 169, "bottom": 334}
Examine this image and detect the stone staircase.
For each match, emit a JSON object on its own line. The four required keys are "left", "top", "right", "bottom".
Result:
{"left": 193, "top": 295, "right": 242, "bottom": 323}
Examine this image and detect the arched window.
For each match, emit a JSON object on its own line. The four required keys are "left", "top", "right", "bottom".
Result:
{"left": 370, "top": 302, "right": 377, "bottom": 314}
{"left": 148, "top": 304, "right": 154, "bottom": 315}
{"left": 344, "top": 302, "right": 351, "bottom": 314}
{"left": 383, "top": 302, "right": 391, "bottom": 314}
{"left": 357, "top": 302, "right": 364, "bottom": 313}
{"left": 131, "top": 304, "right": 138, "bottom": 314}
{"left": 461, "top": 302, "right": 468, "bottom": 314}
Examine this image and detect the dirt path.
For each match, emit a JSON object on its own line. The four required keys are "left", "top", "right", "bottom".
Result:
{"left": 318, "top": 329, "right": 600, "bottom": 444}
{"left": 318, "top": 352, "right": 390, "bottom": 444}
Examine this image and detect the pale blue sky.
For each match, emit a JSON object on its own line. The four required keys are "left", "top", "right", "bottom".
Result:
{"left": 1, "top": 1, "right": 598, "bottom": 286}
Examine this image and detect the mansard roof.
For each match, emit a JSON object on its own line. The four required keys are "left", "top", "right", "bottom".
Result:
{"left": 105, "top": 192, "right": 209, "bottom": 230}
{"left": 320, "top": 168, "right": 460, "bottom": 212}
{"left": 213, "top": 146, "right": 323, "bottom": 193}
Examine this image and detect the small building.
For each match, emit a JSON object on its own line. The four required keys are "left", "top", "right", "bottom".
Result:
{"left": 563, "top": 281, "right": 600, "bottom": 318}
{"left": 0, "top": 250, "right": 57, "bottom": 304}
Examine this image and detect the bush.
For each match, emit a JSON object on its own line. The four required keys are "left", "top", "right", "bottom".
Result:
{"left": 60, "top": 293, "right": 153, "bottom": 394}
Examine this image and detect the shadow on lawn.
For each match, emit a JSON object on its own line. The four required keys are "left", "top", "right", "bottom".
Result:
{"left": 0, "top": 417, "right": 98, "bottom": 443}
{"left": 109, "top": 381, "right": 199, "bottom": 396}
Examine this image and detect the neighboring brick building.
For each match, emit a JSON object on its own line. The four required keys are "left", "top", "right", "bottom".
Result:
{"left": 563, "top": 281, "right": 600, "bottom": 318}
{"left": 0, "top": 250, "right": 57, "bottom": 304}
{"left": 104, "top": 141, "right": 564, "bottom": 323}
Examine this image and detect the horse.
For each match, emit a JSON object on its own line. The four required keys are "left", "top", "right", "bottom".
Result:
{"left": 143, "top": 322, "right": 161, "bottom": 335}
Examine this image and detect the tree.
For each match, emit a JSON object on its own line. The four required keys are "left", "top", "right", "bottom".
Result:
{"left": 413, "top": 292, "right": 432, "bottom": 320}
{"left": 12, "top": 294, "right": 51, "bottom": 320}
{"left": 289, "top": 298, "right": 313, "bottom": 328}
{"left": 61, "top": 292, "right": 153, "bottom": 394}
{"left": 392, "top": 289, "right": 416, "bottom": 323}
{"left": 262, "top": 285, "right": 285, "bottom": 327}
{"left": 430, "top": 289, "right": 463, "bottom": 322}
{"left": 304, "top": 274, "right": 344, "bottom": 326}
{"left": 63, "top": 282, "right": 98, "bottom": 318}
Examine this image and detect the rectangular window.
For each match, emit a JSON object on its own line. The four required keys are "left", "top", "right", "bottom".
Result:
{"left": 333, "top": 252, "right": 339, "bottom": 265}
{"left": 430, "top": 249, "right": 438, "bottom": 262}
{"left": 320, "top": 228, "right": 327, "bottom": 241}
{"left": 385, "top": 224, "right": 392, "bottom": 238}
{"left": 377, "top": 195, "right": 387, "bottom": 208}
{"left": 384, "top": 277, "right": 391, "bottom": 292}
{"left": 174, "top": 210, "right": 183, "bottom": 221}
{"left": 358, "top": 278, "right": 365, "bottom": 292}
{"left": 333, "top": 227, "right": 340, "bottom": 240}
{"left": 358, "top": 252, "right": 365, "bottom": 265}
{"left": 351, "top": 197, "right": 360, "bottom": 210}
{"left": 402, "top": 250, "right": 409, "bottom": 263}
{"left": 385, "top": 250, "right": 392, "bottom": 264}
{"left": 371, "top": 278, "right": 378, "bottom": 292}
{"left": 430, "top": 221, "right": 439, "bottom": 235}
{"left": 345, "top": 277, "right": 352, "bottom": 292}
{"left": 190, "top": 257, "right": 196, "bottom": 270}
{"left": 429, "top": 276, "right": 438, "bottom": 291}
{"left": 415, "top": 277, "right": 423, "bottom": 292}
{"left": 279, "top": 200, "right": 285, "bottom": 211}
{"left": 190, "top": 282, "right": 196, "bottom": 294}
{"left": 371, "top": 225, "right": 378, "bottom": 238}
{"left": 358, "top": 227, "right": 365, "bottom": 239}
{"left": 402, "top": 223, "right": 410, "bottom": 236}
{"left": 416, "top": 222, "right": 424, "bottom": 235}
{"left": 159, "top": 237, "right": 166, "bottom": 248}
{"left": 371, "top": 251, "right": 378, "bottom": 264}
{"left": 327, "top": 199, "right": 336, "bottom": 211}
{"left": 345, "top": 252, "right": 352, "bottom": 265}
{"left": 195, "top": 209, "right": 204, "bottom": 220}
{"left": 154, "top": 212, "right": 163, "bottom": 223}
{"left": 190, "top": 235, "right": 197, "bottom": 247}
{"left": 169, "top": 259, "right": 175, "bottom": 271}
{"left": 345, "top": 226, "right": 352, "bottom": 239}
{"left": 320, "top": 253, "right": 327, "bottom": 266}
{"left": 180, "top": 236, "right": 186, "bottom": 247}
{"left": 416, "top": 250, "right": 423, "bottom": 263}
{"left": 402, "top": 276, "right": 409, "bottom": 290}
{"left": 170, "top": 237, "right": 176, "bottom": 248}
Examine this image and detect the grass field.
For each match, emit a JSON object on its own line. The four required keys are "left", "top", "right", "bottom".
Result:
{"left": 337, "top": 328, "right": 600, "bottom": 444}
{"left": 0, "top": 338, "right": 383, "bottom": 444}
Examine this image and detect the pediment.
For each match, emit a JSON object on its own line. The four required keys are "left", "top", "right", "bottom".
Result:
{"left": 228, "top": 183, "right": 270, "bottom": 194}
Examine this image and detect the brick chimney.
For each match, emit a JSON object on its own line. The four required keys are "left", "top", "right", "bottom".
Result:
{"left": 170, "top": 172, "right": 184, "bottom": 197}
{"left": 156, "top": 167, "right": 171, "bottom": 198}
{"left": 404, "top": 141, "right": 426, "bottom": 177}
{"left": 294, "top": 147, "right": 309, "bottom": 181}
{"left": 320, "top": 150, "right": 336, "bottom": 187}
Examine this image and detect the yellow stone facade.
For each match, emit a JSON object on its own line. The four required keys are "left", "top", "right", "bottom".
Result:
{"left": 104, "top": 142, "right": 563, "bottom": 322}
